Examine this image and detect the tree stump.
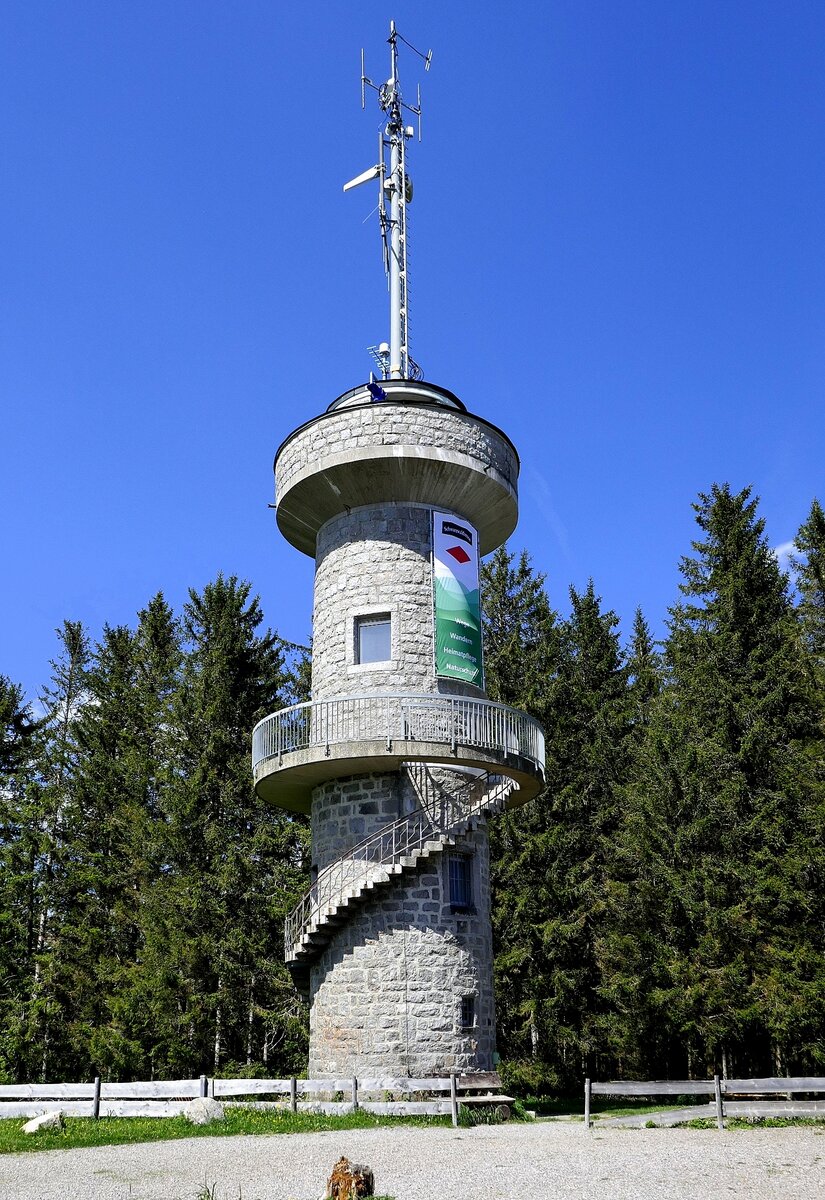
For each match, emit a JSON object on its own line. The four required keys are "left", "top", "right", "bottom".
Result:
{"left": 325, "top": 1156, "right": 375, "bottom": 1199}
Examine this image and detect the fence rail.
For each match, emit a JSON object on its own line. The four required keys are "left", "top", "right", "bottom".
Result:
{"left": 584, "top": 1075, "right": 825, "bottom": 1130}
{"left": 0, "top": 1073, "right": 504, "bottom": 1126}
{"left": 252, "top": 692, "right": 545, "bottom": 778}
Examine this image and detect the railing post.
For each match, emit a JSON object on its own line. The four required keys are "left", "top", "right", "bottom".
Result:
{"left": 584, "top": 1077, "right": 591, "bottom": 1129}
{"left": 200, "top": 1074, "right": 208, "bottom": 1098}
{"left": 386, "top": 694, "right": 392, "bottom": 750}
{"left": 714, "top": 1074, "right": 724, "bottom": 1131}
{"left": 290, "top": 1077, "right": 298, "bottom": 1113}
{"left": 92, "top": 1076, "right": 101, "bottom": 1119}
{"left": 351, "top": 1077, "right": 359, "bottom": 1111}
{"left": 450, "top": 1072, "right": 458, "bottom": 1127}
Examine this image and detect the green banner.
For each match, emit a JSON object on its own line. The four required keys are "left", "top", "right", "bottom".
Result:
{"left": 433, "top": 512, "right": 483, "bottom": 687}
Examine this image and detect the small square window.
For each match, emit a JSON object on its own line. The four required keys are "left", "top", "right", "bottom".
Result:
{"left": 355, "top": 614, "right": 391, "bottom": 664}
{"left": 448, "top": 854, "right": 473, "bottom": 910}
{"left": 460, "top": 995, "right": 476, "bottom": 1030}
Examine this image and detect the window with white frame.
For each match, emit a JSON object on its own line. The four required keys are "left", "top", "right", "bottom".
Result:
{"left": 355, "top": 613, "right": 391, "bottom": 664}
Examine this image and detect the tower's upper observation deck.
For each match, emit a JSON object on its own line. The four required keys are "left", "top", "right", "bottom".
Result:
{"left": 274, "top": 379, "right": 519, "bottom": 557}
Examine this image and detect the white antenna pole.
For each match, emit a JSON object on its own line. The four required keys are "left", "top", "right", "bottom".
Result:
{"left": 346, "top": 21, "right": 431, "bottom": 382}
{"left": 387, "top": 22, "right": 405, "bottom": 379}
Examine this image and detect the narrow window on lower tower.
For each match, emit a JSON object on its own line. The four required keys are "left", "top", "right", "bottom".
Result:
{"left": 355, "top": 613, "right": 391, "bottom": 664}
{"left": 448, "top": 853, "right": 473, "bottom": 911}
{"left": 460, "top": 995, "right": 476, "bottom": 1031}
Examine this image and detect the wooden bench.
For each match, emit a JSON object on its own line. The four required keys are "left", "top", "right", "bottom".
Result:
{"left": 454, "top": 1072, "right": 515, "bottom": 1121}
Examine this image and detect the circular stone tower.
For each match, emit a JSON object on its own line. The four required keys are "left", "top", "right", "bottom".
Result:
{"left": 253, "top": 379, "right": 545, "bottom": 1077}
{"left": 252, "top": 22, "right": 544, "bottom": 1079}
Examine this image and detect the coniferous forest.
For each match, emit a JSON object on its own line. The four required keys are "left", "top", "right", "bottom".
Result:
{"left": 1, "top": 485, "right": 824, "bottom": 1090}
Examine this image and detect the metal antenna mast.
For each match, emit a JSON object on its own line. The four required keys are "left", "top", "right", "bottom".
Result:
{"left": 343, "top": 20, "right": 432, "bottom": 382}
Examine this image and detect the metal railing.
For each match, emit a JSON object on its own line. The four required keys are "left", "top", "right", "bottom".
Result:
{"left": 253, "top": 692, "right": 545, "bottom": 779}
{"left": 284, "top": 767, "right": 516, "bottom": 959}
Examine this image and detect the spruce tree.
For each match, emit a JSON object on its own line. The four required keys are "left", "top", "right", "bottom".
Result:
{"left": 617, "top": 485, "right": 824, "bottom": 1075}
{"left": 793, "top": 498, "right": 825, "bottom": 685}
{"left": 627, "top": 608, "right": 662, "bottom": 732}
{"left": 27, "top": 621, "right": 91, "bottom": 1080}
{"left": 537, "top": 582, "right": 632, "bottom": 1082}
{"left": 481, "top": 547, "right": 558, "bottom": 713}
{"left": 139, "top": 575, "right": 308, "bottom": 1077}
{"left": 0, "top": 676, "right": 35, "bottom": 775}
{"left": 48, "top": 600, "right": 184, "bottom": 1080}
{"left": 481, "top": 549, "right": 558, "bottom": 1078}
{"left": 0, "top": 677, "right": 39, "bottom": 1079}
{"left": 484, "top": 554, "right": 634, "bottom": 1087}
{"left": 593, "top": 608, "right": 665, "bottom": 1076}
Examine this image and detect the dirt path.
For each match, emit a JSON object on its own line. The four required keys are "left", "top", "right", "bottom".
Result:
{"left": 0, "top": 1120, "right": 822, "bottom": 1200}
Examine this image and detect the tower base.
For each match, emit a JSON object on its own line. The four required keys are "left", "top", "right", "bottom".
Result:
{"left": 305, "top": 770, "right": 496, "bottom": 1078}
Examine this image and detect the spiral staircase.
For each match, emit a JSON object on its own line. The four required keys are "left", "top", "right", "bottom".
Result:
{"left": 283, "top": 764, "right": 520, "bottom": 995}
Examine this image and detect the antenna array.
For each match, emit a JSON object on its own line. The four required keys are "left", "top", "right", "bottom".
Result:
{"left": 343, "top": 20, "right": 432, "bottom": 382}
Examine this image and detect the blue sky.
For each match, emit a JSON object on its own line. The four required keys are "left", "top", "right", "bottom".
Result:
{"left": 2, "top": 2, "right": 824, "bottom": 700}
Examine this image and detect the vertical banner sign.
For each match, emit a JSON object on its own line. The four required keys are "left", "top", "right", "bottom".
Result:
{"left": 433, "top": 512, "right": 484, "bottom": 687}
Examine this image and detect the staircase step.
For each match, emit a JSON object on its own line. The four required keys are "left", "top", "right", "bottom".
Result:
{"left": 285, "top": 768, "right": 521, "bottom": 966}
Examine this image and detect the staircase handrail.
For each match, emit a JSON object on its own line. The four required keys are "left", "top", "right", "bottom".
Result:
{"left": 284, "top": 769, "right": 516, "bottom": 958}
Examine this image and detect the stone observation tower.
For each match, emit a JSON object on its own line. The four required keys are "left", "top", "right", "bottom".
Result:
{"left": 252, "top": 23, "right": 545, "bottom": 1078}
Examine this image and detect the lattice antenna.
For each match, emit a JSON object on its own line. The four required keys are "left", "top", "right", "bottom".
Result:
{"left": 343, "top": 20, "right": 432, "bottom": 381}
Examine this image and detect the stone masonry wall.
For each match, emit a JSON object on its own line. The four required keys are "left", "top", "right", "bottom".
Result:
{"left": 312, "top": 502, "right": 485, "bottom": 701}
{"left": 311, "top": 773, "right": 402, "bottom": 873}
{"left": 276, "top": 403, "right": 518, "bottom": 501}
{"left": 307, "top": 815, "right": 496, "bottom": 1078}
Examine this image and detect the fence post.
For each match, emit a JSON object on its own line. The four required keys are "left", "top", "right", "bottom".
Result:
{"left": 450, "top": 1072, "right": 458, "bottom": 1127}
{"left": 290, "top": 1078, "right": 298, "bottom": 1114}
{"left": 714, "top": 1074, "right": 724, "bottom": 1131}
{"left": 199, "top": 1074, "right": 208, "bottom": 1098}
{"left": 351, "top": 1077, "right": 359, "bottom": 1111}
{"left": 584, "top": 1078, "right": 591, "bottom": 1130}
{"left": 92, "top": 1076, "right": 101, "bottom": 1120}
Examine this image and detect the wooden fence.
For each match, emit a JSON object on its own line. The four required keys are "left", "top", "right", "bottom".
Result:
{"left": 0, "top": 1072, "right": 511, "bottom": 1128}
{"left": 584, "top": 1076, "right": 825, "bottom": 1129}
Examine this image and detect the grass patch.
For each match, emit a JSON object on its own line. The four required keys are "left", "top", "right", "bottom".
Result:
{"left": 0, "top": 1106, "right": 449, "bottom": 1155}
{"left": 523, "top": 1093, "right": 700, "bottom": 1120}
{"left": 681, "top": 1116, "right": 825, "bottom": 1130}
{"left": 593, "top": 1104, "right": 684, "bottom": 1119}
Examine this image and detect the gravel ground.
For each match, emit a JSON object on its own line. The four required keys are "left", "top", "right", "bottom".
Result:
{"left": 0, "top": 1121, "right": 823, "bottom": 1200}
